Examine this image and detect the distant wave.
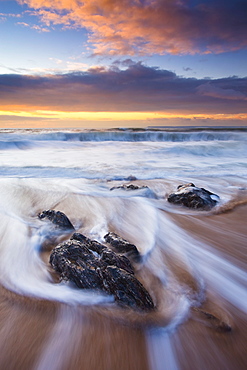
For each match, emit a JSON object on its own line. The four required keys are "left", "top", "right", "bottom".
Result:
{"left": 0, "top": 128, "right": 247, "bottom": 144}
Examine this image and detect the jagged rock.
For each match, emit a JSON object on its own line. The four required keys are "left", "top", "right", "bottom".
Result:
{"left": 110, "top": 183, "right": 148, "bottom": 191}
{"left": 104, "top": 232, "right": 140, "bottom": 260}
{"left": 38, "top": 210, "right": 75, "bottom": 230}
{"left": 100, "top": 266, "right": 154, "bottom": 310}
{"left": 71, "top": 232, "right": 107, "bottom": 255}
{"left": 71, "top": 233, "right": 134, "bottom": 274}
{"left": 167, "top": 183, "right": 219, "bottom": 210}
{"left": 100, "top": 249, "right": 134, "bottom": 275}
{"left": 49, "top": 233, "right": 154, "bottom": 311}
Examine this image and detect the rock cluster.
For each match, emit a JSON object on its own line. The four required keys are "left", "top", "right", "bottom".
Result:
{"left": 167, "top": 183, "right": 219, "bottom": 210}
{"left": 50, "top": 231, "right": 154, "bottom": 311}
{"left": 40, "top": 181, "right": 220, "bottom": 311}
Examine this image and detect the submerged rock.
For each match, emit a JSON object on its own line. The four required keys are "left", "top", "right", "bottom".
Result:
{"left": 125, "top": 175, "right": 137, "bottom": 181}
{"left": 38, "top": 210, "right": 75, "bottom": 230}
{"left": 104, "top": 232, "right": 140, "bottom": 260}
{"left": 193, "top": 308, "right": 232, "bottom": 332}
{"left": 49, "top": 233, "right": 154, "bottom": 311}
{"left": 167, "top": 183, "right": 219, "bottom": 210}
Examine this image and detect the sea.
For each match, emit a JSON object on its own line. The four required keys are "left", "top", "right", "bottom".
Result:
{"left": 0, "top": 126, "right": 246, "bottom": 370}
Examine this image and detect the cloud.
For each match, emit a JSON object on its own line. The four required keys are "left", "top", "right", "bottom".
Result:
{"left": 17, "top": 0, "right": 247, "bottom": 55}
{"left": 197, "top": 82, "right": 247, "bottom": 100}
{"left": 183, "top": 67, "right": 192, "bottom": 72}
{"left": 16, "top": 20, "right": 50, "bottom": 32}
{"left": 0, "top": 63, "right": 246, "bottom": 115}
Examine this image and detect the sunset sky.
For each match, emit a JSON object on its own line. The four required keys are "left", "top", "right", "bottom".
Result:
{"left": 0, "top": 0, "right": 247, "bottom": 128}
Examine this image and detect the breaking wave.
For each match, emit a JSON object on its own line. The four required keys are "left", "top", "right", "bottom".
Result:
{"left": 1, "top": 127, "right": 247, "bottom": 144}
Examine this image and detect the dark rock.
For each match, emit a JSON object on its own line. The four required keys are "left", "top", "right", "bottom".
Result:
{"left": 50, "top": 240, "right": 105, "bottom": 290}
{"left": 100, "top": 249, "right": 134, "bottom": 275}
{"left": 71, "top": 233, "right": 134, "bottom": 274}
{"left": 49, "top": 233, "right": 154, "bottom": 311}
{"left": 101, "top": 266, "right": 155, "bottom": 311}
{"left": 38, "top": 210, "right": 75, "bottom": 230}
{"left": 110, "top": 183, "right": 148, "bottom": 191}
{"left": 71, "top": 232, "right": 107, "bottom": 255}
{"left": 104, "top": 232, "right": 140, "bottom": 260}
{"left": 167, "top": 183, "right": 220, "bottom": 210}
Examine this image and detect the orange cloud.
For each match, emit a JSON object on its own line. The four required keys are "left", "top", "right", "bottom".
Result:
{"left": 18, "top": 0, "right": 247, "bottom": 55}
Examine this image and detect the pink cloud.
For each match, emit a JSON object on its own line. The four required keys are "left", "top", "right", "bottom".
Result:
{"left": 17, "top": 0, "right": 247, "bottom": 55}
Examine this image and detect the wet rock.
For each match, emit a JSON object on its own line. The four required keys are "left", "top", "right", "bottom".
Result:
{"left": 167, "top": 183, "right": 219, "bottom": 210}
{"left": 100, "top": 266, "right": 155, "bottom": 310}
{"left": 104, "top": 232, "right": 140, "bottom": 260}
{"left": 110, "top": 183, "right": 148, "bottom": 191}
{"left": 125, "top": 175, "right": 137, "bottom": 181}
{"left": 38, "top": 210, "right": 75, "bottom": 230}
{"left": 100, "top": 250, "right": 134, "bottom": 275}
{"left": 71, "top": 232, "right": 107, "bottom": 255}
{"left": 49, "top": 233, "right": 154, "bottom": 311}
{"left": 71, "top": 233, "right": 134, "bottom": 274}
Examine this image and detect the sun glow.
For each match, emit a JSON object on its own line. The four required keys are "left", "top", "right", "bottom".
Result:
{"left": 1, "top": 109, "right": 247, "bottom": 123}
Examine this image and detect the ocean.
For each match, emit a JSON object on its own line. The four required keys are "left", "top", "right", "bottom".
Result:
{"left": 0, "top": 127, "right": 246, "bottom": 370}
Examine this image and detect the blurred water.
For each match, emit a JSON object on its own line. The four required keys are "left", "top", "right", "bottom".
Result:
{"left": 0, "top": 128, "right": 246, "bottom": 370}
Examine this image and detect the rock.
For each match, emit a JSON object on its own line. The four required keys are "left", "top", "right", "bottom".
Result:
{"left": 125, "top": 175, "right": 137, "bottom": 181}
{"left": 104, "top": 232, "right": 140, "bottom": 260}
{"left": 110, "top": 183, "right": 148, "bottom": 191}
{"left": 71, "top": 232, "right": 107, "bottom": 255}
{"left": 167, "top": 183, "right": 219, "bottom": 210}
{"left": 49, "top": 233, "right": 154, "bottom": 311}
{"left": 100, "top": 249, "right": 134, "bottom": 275}
{"left": 71, "top": 233, "right": 134, "bottom": 274}
{"left": 38, "top": 210, "right": 75, "bottom": 230}
{"left": 100, "top": 266, "right": 155, "bottom": 310}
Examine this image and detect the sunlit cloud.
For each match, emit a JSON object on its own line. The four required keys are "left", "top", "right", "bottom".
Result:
{"left": 16, "top": 20, "right": 50, "bottom": 32}
{"left": 17, "top": 0, "right": 247, "bottom": 55}
{"left": 0, "top": 63, "right": 246, "bottom": 128}
{"left": 0, "top": 12, "right": 22, "bottom": 18}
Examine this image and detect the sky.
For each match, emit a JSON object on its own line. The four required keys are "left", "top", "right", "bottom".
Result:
{"left": 0, "top": 0, "right": 247, "bottom": 129}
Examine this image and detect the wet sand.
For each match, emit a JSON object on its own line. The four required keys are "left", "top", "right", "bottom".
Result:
{"left": 170, "top": 204, "right": 247, "bottom": 370}
{"left": 0, "top": 205, "right": 246, "bottom": 370}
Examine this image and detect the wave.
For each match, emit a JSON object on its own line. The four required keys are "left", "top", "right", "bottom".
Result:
{"left": 0, "top": 140, "right": 36, "bottom": 150}
{"left": 0, "top": 178, "right": 246, "bottom": 330}
{"left": 0, "top": 128, "right": 247, "bottom": 144}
